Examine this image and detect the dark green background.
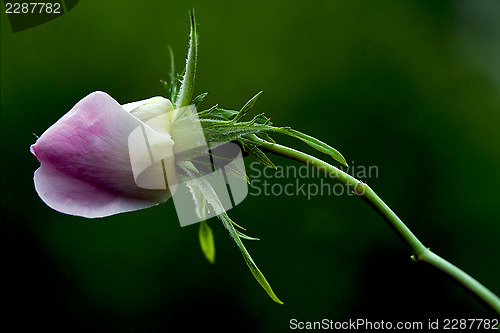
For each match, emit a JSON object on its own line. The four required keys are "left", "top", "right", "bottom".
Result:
{"left": 2, "top": 1, "right": 499, "bottom": 331}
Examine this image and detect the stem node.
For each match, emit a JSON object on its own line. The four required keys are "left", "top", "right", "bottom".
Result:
{"left": 258, "top": 138, "right": 500, "bottom": 315}
{"left": 355, "top": 181, "right": 366, "bottom": 196}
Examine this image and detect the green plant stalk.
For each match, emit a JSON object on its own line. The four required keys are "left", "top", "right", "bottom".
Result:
{"left": 256, "top": 138, "right": 500, "bottom": 316}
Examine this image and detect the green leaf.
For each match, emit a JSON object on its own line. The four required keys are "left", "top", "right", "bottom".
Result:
{"left": 175, "top": 9, "right": 198, "bottom": 109}
{"left": 224, "top": 215, "right": 282, "bottom": 304}
{"left": 167, "top": 45, "right": 178, "bottom": 103}
{"left": 240, "top": 140, "right": 276, "bottom": 169}
{"left": 232, "top": 91, "right": 263, "bottom": 123}
{"left": 197, "top": 106, "right": 235, "bottom": 120}
{"left": 282, "top": 128, "right": 348, "bottom": 167}
{"left": 222, "top": 160, "right": 250, "bottom": 184}
{"left": 183, "top": 165, "right": 215, "bottom": 264}
{"left": 192, "top": 92, "right": 208, "bottom": 106}
{"left": 235, "top": 229, "right": 260, "bottom": 241}
{"left": 199, "top": 120, "right": 270, "bottom": 143}
{"left": 179, "top": 162, "right": 283, "bottom": 304}
{"left": 168, "top": 45, "right": 176, "bottom": 84}
{"left": 198, "top": 98, "right": 347, "bottom": 167}
{"left": 199, "top": 220, "right": 215, "bottom": 263}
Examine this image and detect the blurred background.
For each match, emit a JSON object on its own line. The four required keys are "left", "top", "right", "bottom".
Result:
{"left": 2, "top": 0, "right": 499, "bottom": 331}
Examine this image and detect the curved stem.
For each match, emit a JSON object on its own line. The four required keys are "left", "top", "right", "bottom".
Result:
{"left": 257, "top": 138, "right": 500, "bottom": 316}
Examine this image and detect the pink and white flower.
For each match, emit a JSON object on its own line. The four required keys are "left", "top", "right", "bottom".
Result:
{"left": 31, "top": 91, "right": 178, "bottom": 218}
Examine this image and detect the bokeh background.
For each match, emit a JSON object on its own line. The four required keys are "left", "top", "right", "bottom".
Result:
{"left": 2, "top": 0, "right": 499, "bottom": 331}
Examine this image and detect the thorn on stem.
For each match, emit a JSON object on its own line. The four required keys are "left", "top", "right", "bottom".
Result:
{"left": 355, "top": 182, "right": 366, "bottom": 196}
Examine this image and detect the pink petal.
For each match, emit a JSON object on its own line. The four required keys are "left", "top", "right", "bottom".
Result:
{"left": 31, "top": 91, "right": 173, "bottom": 218}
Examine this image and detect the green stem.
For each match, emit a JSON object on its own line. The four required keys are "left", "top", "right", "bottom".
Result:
{"left": 257, "top": 138, "right": 500, "bottom": 316}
